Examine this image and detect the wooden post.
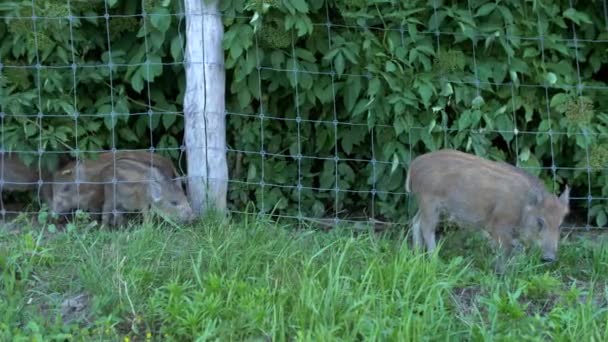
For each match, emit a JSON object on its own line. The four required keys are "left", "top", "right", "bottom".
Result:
{"left": 183, "top": 0, "right": 228, "bottom": 216}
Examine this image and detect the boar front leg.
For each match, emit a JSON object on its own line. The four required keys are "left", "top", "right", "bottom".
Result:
{"left": 487, "top": 223, "right": 515, "bottom": 274}
{"left": 101, "top": 187, "right": 121, "bottom": 227}
{"left": 101, "top": 199, "right": 113, "bottom": 227}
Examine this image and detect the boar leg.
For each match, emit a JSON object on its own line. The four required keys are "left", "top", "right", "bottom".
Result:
{"left": 411, "top": 211, "right": 423, "bottom": 250}
{"left": 487, "top": 223, "right": 515, "bottom": 274}
{"left": 102, "top": 185, "right": 117, "bottom": 226}
{"left": 102, "top": 206, "right": 124, "bottom": 227}
{"left": 114, "top": 212, "right": 125, "bottom": 227}
{"left": 417, "top": 196, "right": 439, "bottom": 252}
{"left": 102, "top": 184, "right": 128, "bottom": 227}
{"left": 101, "top": 201, "right": 113, "bottom": 227}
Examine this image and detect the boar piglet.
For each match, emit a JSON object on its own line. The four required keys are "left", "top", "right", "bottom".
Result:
{"left": 100, "top": 159, "right": 193, "bottom": 227}
{"left": 51, "top": 159, "right": 106, "bottom": 218}
{"left": 51, "top": 151, "right": 182, "bottom": 218}
{"left": 95, "top": 150, "right": 183, "bottom": 188}
{"left": 405, "top": 149, "right": 570, "bottom": 271}
{"left": 1, "top": 152, "right": 57, "bottom": 206}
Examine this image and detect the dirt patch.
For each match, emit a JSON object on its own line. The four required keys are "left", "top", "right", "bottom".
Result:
{"left": 60, "top": 293, "right": 93, "bottom": 325}
{"left": 451, "top": 285, "right": 483, "bottom": 316}
{"left": 522, "top": 294, "right": 559, "bottom": 316}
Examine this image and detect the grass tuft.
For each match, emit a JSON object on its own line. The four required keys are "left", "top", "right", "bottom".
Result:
{"left": 0, "top": 218, "right": 607, "bottom": 340}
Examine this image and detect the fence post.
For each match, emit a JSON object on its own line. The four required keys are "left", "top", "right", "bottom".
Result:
{"left": 183, "top": 0, "right": 227, "bottom": 216}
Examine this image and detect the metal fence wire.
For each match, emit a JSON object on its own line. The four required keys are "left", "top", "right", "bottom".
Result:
{"left": 0, "top": 0, "right": 606, "bottom": 231}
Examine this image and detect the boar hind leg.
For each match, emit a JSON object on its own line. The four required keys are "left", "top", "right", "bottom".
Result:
{"left": 417, "top": 196, "right": 439, "bottom": 252}
{"left": 411, "top": 211, "right": 423, "bottom": 250}
{"left": 101, "top": 194, "right": 119, "bottom": 227}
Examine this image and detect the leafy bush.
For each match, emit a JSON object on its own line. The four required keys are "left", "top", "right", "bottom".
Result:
{"left": 0, "top": 0, "right": 185, "bottom": 172}
{"left": 2, "top": 0, "right": 608, "bottom": 226}
{"left": 222, "top": 0, "right": 608, "bottom": 227}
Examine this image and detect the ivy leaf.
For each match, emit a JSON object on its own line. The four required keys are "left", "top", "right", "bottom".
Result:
{"left": 237, "top": 88, "right": 251, "bottom": 109}
{"left": 472, "top": 95, "right": 485, "bottom": 109}
{"left": 597, "top": 210, "right": 607, "bottom": 227}
{"left": 162, "top": 113, "right": 177, "bottom": 129}
{"left": 295, "top": 48, "right": 316, "bottom": 63}
{"left": 119, "top": 127, "right": 139, "bottom": 142}
{"left": 390, "top": 153, "right": 399, "bottom": 174}
{"left": 59, "top": 102, "right": 75, "bottom": 116}
{"left": 475, "top": 3, "right": 496, "bottom": 16}
{"left": 247, "top": 164, "right": 257, "bottom": 182}
{"left": 458, "top": 111, "right": 472, "bottom": 130}
{"left": 170, "top": 35, "right": 184, "bottom": 62}
{"left": 340, "top": 136, "right": 353, "bottom": 155}
{"left": 103, "top": 114, "right": 118, "bottom": 130}
{"left": 417, "top": 83, "right": 433, "bottom": 108}
{"left": 131, "top": 72, "right": 144, "bottom": 93}
{"left": 563, "top": 8, "right": 593, "bottom": 25}
{"left": 344, "top": 76, "right": 361, "bottom": 113}
{"left": 494, "top": 114, "right": 514, "bottom": 143}
{"left": 150, "top": 112, "right": 161, "bottom": 131}
{"left": 520, "top": 154, "right": 541, "bottom": 176}
{"left": 270, "top": 51, "right": 284, "bottom": 68}
{"left": 141, "top": 55, "right": 163, "bottom": 82}
{"left": 368, "top": 77, "right": 381, "bottom": 96}
{"left": 549, "top": 93, "right": 569, "bottom": 110}
{"left": 150, "top": 7, "right": 172, "bottom": 33}
{"left": 519, "top": 147, "right": 531, "bottom": 162}
{"left": 288, "top": 0, "right": 309, "bottom": 13}
{"left": 334, "top": 52, "right": 345, "bottom": 77}
{"left": 545, "top": 72, "right": 557, "bottom": 85}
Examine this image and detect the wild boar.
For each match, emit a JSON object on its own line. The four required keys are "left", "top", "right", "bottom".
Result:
{"left": 51, "top": 151, "right": 182, "bottom": 217}
{"left": 405, "top": 149, "right": 570, "bottom": 270}
{"left": 1, "top": 153, "right": 41, "bottom": 192}
{"left": 51, "top": 160, "right": 105, "bottom": 218}
{"left": 0, "top": 152, "right": 55, "bottom": 206}
{"left": 99, "top": 158, "right": 193, "bottom": 227}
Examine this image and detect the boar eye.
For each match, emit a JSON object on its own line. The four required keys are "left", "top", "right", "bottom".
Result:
{"left": 536, "top": 217, "right": 545, "bottom": 230}
{"left": 170, "top": 200, "right": 179, "bottom": 206}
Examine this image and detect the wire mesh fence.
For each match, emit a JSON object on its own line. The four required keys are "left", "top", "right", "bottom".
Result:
{"left": 0, "top": 0, "right": 606, "bottom": 231}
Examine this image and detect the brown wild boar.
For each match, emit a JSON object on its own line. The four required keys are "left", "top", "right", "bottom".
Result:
{"left": 99, "top": 158, "right": 193, "bottom": 227}
{"left": 51, "top": 151, "right": 182, "bottom": 217}
{"left": 405, "top": 149, "right": 570, "bottom": 270}
{"left": 0, "top": 152, "right": 55, "bottom": 205}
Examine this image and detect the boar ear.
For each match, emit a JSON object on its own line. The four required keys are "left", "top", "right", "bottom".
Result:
{"left": 559, "top": 185, "right": 570, "bottom": 206}
{"left": 75, "top": 163, "right": 87, "bottom": 181}
{"left": 149, "top": 168, "right": 164, "bottom": 203}
{"left": 149, "top": 179, "right": 163, "bottom": 203}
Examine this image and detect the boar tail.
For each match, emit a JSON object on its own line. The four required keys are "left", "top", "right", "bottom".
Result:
{"left": 405, "top": 167, "right": 411, "bottom": 193}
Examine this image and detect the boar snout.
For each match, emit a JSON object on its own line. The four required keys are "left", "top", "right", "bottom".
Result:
{"left": 180, "top": 206, "right": 195, "bottom": 223}
{"left": 541, "top": 254, "right": 556, "bottom": 263}
{"left": 148, "top": 170, "right": 194, "bottom": 224}
{"left": 540, "top": 237, "right": 558, "bottom": 263}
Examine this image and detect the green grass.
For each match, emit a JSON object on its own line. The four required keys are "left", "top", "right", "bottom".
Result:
{"left": 1, "top": 215, "right": 607, "bottom": 341}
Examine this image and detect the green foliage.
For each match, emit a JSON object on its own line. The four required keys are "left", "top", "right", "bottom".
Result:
{"left": 0, "top": 0, "right": 185, "bottom": 172}
{"left": 3, "top": 0, "right": 608, "bottom": 226}
{"left": 222, "top": 0, "right": 608, "bottom": 226}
